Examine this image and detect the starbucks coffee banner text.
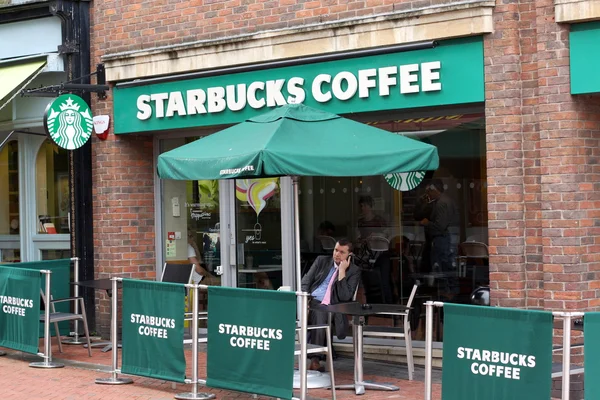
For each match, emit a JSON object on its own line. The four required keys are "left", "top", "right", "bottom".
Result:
{"left": 0, "top": 266, "right": 41, "bottom": 354}
{"left": 121, "top": 279, "right": 187, "bottom": 383}
{"left": 442, "top": 304, "right": 553, "bottom": 400}
{"left": 207, "top": 286, "right": 296, "bottom": 399}
{"left": 113, "top": 37, "right": 483, "bottom": 134}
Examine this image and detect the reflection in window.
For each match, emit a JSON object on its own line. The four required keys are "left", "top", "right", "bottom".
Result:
{"left": 41, "top": 249, "right": 71, "bottom": 260}
{"left": 186, "top": 179, "right": 221, "bottom": 285}
{"left": 0, "top": 140, "right": 19, "bottom": 235}
{"left": 1, "top": 249, "right": 20, "bottom": 263}
{"left": 36, "top": 140, "right": 69, "bottom": 234}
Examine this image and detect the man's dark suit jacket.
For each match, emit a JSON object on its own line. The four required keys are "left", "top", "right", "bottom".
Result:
{"left": 301, "top": 255, "right": 361, "bottom": 339}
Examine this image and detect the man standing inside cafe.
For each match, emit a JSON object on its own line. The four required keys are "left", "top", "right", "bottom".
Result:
{"left": 301, "top": 238, "right": 361, "bottom": 371}
{"left": 419, "top": 179, "right": 460, "bottom": 297}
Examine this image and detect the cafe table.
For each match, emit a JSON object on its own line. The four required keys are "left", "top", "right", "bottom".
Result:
{"left": 311, "top": 302, "right": 411, "bottom": 395}
{"left": 70, "top": 279, "right": 122, "bottom": 352}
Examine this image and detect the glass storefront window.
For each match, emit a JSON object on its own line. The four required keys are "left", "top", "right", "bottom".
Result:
{"left": 299, "top": 109, "right": 487, "bottom": 340}
{"left": 0, "top": 140, "right": 19, "bottom": 235}
{"left": 35, "top": 140, "right": 69, "bottom": 234}
{"left": 235, "top": 178, "right": 282, "bottom": 290}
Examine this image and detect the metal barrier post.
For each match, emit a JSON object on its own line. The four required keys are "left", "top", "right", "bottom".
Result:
{"left": 299, "top": 292, "right": 309, "bottom": 400}
{"left": 424, "top": 301, "right": 444, "bottom": 400}
{"left": 30, "top": 270, "right": 64, "bottom": 368}
{"left": 96, "top": 278, "right": 132, "bottom": 384}
{"left": 175, "top": 284, "right": 214, "bottom": 400}
{"left": 424, "top": 301, "right": 434, "bottom": 400}
{"left": 562, "top": 313, "right": 572, "bottom": 400}
{"left": 63, "top": 257, "right": 85, "bottom": 345}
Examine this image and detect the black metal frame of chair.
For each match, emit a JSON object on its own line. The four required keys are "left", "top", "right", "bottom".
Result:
{"left": 40, "top": 290, "right": 92, "bottom": 357}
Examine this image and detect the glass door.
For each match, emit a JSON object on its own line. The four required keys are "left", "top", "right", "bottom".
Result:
{"left": 159, "top": 136, "right": 222, "bottom": 287}
{"left": 233, "top": 178, "right": 282, "bottom": 290}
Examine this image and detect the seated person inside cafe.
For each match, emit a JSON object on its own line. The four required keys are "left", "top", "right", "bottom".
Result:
{"left": 301, "top": 238, "right": 361, "bottom": 372}
{"left": 188, "top": 231, "right": 218, "bottom": 285}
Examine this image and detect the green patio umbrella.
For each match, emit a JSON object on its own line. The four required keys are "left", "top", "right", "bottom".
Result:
{"left": 157, "top": 103, "right": 439, "bottom": 287}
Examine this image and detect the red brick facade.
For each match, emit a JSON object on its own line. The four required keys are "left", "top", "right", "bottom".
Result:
{"left": 90, "top": 0, "right": 600, "bottom": 337}
{"left": 485, "top": 0, "right": 600, "bottom": 313}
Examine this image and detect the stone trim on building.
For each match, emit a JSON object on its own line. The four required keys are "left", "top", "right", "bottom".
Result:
{"left": 102, "top": 1, "right": 494, "bottom": 82}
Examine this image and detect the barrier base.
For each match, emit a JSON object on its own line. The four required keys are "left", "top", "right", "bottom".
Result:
{"left": 174, "top": 392, "right": 216, "bottom": 400}
{"left": 95, "top": 377, "right": 134, "bottom": 385}
{"left": 0, "top": 351, "right": 6, "bottom": 356}
{"left": 293, "top": 370, "right": 332, "bottom": 389}
{"left": 61, "top": 338, "right": 87, "bottom": 345}
{"left": 29, "top": 361, "right": 64, "bottom": 368}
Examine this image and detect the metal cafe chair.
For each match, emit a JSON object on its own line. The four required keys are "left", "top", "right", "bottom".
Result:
{"left": 361, "top": 283, "right": 419, "bottom": 380}
{"left": 457, "top": 241, "right": 489, "bottom": 287}
{"left": 291, "top": 284, "right": 360, "bottom": 394}
{"left": 40, "top": 289, "right": 92, "bottom": 357}
{"left": 317, "top": 235, "right": 337, "bottom": 252}
{"left": 160, "top": 263, "right": 196, "bottom": 338}
{"left": 160, "top": 262, "right": 195, "bottom": 284}
{"left": 366, "top": 235, "right": 390, "bottom": 265}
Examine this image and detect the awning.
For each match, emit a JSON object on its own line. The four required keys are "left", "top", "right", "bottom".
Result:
{"left": 0, "top": 58, "right": 47, "bottom": 112}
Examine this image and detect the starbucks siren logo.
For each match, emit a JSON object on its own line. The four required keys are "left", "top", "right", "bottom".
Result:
{"left": 44, "top": 94, "right": 93, "bottom": 150}
{"left": 384, "top": 171, "right": 426, "bottom": 192}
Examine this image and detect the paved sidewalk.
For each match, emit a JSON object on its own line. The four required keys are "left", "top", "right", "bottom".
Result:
{"left": 0, "top": 342, "right": 441, "bottom": 400}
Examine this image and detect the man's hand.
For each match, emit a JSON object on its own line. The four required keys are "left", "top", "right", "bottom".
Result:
{"left": 420, "top": 218, "right": 429, "bottom": 226}
{"left": 338, "top": 256, "right": 351, "bottom": 280}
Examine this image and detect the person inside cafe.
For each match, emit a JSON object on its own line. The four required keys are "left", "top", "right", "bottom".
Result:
{"left": 418, "top": 179, "right": 460, "bottom": 298}
{"left": 301, "top": 238, "right": 361, "bottom": 371}
{"left": 187, "top": 231, "right": 218, "bottom": 285}
{"left": 356, "top": 195, "right": 388, "bottom": 241}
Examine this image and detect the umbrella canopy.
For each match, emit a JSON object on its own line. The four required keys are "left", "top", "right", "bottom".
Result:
{"left": 157, "top": 103, "right": 439, "bottom": 180}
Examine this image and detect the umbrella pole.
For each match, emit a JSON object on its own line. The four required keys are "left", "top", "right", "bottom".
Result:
{"left": 292, "top": 176, "right": 302, "bottom": 290}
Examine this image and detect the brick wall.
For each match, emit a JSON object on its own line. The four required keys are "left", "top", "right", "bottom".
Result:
{"left": 486, "top": 0, "right": 600, "bottom": 313}
{"left": 485, "top": 0, "right": 531, "bottom": 308}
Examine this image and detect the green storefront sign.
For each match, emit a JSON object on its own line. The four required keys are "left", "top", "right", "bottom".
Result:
{"left": 0, "top": 266, "right": 41, "bottom": 354}
{"left": 113, "top": 36, "right": 484, "bottom": 134}
{"left": 207, "top": 286, "right": 297, "bottom": 399}
{"left": 442, "top": 303, "right": 553, "bottom": 400}
{"left": 570, "top": 22, "right": 600, "bottom": 95}
{"left": 121, "top": 279, "right": 187, "bottom": 383}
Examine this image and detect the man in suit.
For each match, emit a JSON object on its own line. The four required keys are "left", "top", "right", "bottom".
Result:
{"left": 301, "top": 238, "right": 361, "bottom": 371}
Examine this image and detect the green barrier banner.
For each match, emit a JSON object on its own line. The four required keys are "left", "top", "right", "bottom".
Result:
{"left": 442, "top": 304, "right": 553, "bottom": 400}
{"left": 0, "top": 266, "right": 41, "bottom": 354}
{"left": 121, "top": 279, "right": 186, "bottom": 383}
{"left": 10, "top": 259, "right": 71, "bottom": 337}
{"left": 207, "top": 286, "right": 296, "bottom": 399}
{"left": 585, "top": 312, "right": 600, "bottom": 399}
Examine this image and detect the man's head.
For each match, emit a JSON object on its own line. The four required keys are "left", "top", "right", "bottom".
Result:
{"left": 318, "top": 220, "right": 335, "bottom": 236}
{"left": 358, "top": 195, "right": 374, "bottom": 213}
{"left": 426, "top": 179, "right": 444, "bottom": 200}
{"left": 333, "top": 238, "right": 353, "bottom": 264}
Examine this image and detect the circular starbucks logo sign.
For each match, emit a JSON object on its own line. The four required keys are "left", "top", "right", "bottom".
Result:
{"left": 44, "top": 94, "right": 93, "bottom": 150}
{"left": 384, "top": 171, "right": 426, "bottom": 192}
